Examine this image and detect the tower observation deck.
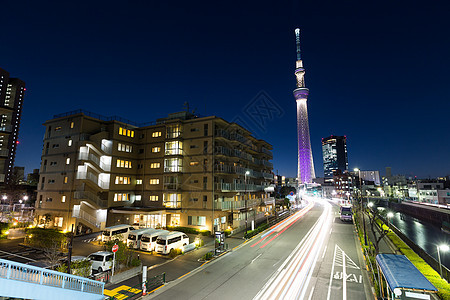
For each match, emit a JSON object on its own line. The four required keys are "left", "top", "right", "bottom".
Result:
{"left": 294, "top": 28, "right": 315, "bottom": 184}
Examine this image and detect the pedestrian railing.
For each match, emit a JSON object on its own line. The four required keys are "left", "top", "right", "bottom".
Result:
{"left": 0, "top": 258, "right": 104, "bottom": 296}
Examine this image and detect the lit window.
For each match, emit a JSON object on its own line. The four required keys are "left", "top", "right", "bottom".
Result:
{"left": 54, "top": 217, "right": 63, "bottom": 227}
{"left": 151, "top": 163, "right": 160, "bottom": 168}
{"left": 190, "top": 161, "right": 199, "bottom": 166}
{"left": 118, "top": 143, "right": 132, "bottom": 152}
{"left": 64, "top": 176, "right": 68, "bottom": 184}
{"left": 115, "top": 176, "right": 131, "bottom": 184}
{"left": 70, "top": 122, "right": 74, "bottom": 129}
{"left": 136, "top": 179, "right": 142, "bottom": 184}
{"left": 149, "top": 179, "right": 160, "bottom": 185}
{"left": 163, "top": 193, "right": 181, "bottom": 208}
{"left": 152, "top": 147, "right": 161, "bottom": 153}
{"left": 149, "top": 195, "right": 159, "bottom": 201}
{"left": 61, "top": 196, "right": 66, "bottom": 203}
{"left": 136, "top": 195, "right": 142, "bottom": 201}
{"left": 152, "top": 131, "right": 162, "bottom": 137}
{"left": 55, "top": 126, "right": 61, "bottom": 131}
{"left": 114, "top": 193, "right": 130, "bottom": 201}
{"left": 119, "top": 127, "right": 135, "bottom": 137}
{"left": 116, "top": 159, "right": 132, "bottom": 168}
{"left": 66, "top": 158, "right": 70, "bottom": 165}
{"left": 68, "top": 139, "right": 72, "bottom": 147}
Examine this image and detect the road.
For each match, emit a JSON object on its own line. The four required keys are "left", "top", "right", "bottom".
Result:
{"left": 147, "top": 198, "right": 372, "bottom": 300}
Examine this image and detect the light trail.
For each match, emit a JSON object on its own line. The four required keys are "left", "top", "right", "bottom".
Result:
{"left": 254, "top": 198, "right": 333, "bottom": 300}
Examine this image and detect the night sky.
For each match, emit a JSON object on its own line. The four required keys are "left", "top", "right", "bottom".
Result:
{"left": 2, "top": 1, "right": 450, "bottom": 179}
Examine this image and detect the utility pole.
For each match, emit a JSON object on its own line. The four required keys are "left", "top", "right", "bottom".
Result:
{"left": 67, "top": 224, "right": 74, "bottom": 274}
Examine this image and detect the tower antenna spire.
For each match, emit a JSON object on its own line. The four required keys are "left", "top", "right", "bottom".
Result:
{"left": 295, "top": 28, "right": 301, "bottom": 61}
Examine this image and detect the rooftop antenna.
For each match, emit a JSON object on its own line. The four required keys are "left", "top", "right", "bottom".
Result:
{"left": 295, "top": 28, "right": 301, "bottom": 61}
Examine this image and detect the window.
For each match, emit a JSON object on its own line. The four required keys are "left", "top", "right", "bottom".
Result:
{"left": 164, "top": 194, "right": 181, "bottom": 208}
{"left": 164, "top": 158, "right": 182, "bottom": 172}
{"left": 165, "top": 141, "right": 183, "bottom": 155}
{"left": 64, "top": 176, "right": 68, "bottom": 184}
{"left": 66, "top": 158, "right": 70, "bottom": 164}
{"left": 50, "top": 161, "right": 57, "bottom": 166}
{"left": 188, "top": 216, "right": 206, "bottom": 226}
{"left": 118, "top": 143, "right": 132, "bottom": 152}
{"left": 149, "top": 195, "right": 159, "bottom": 201}
{"left": 48, "top": 179, "right": 55, "bottom": 184}
{"left": 68, "top": 139, "right": 72, "bottom": 147}
{"left": 151, "top": 163, "right": 160, "bottom": 168}
{"left": 152, "top": 147, "right": 161, "bottom": 153}
{"left": 115, "top": 176, "right": 131, "bottom": 184}
{"left": 54, "top": 217, "right": 63, "bottom": 227}
{"left": 116, "top": 159, "right": 132, "bottom": 168}
{"left": 70, "top": 122, "right": 74, "bottom": 129}
{"left": 204, "top": 124, "right": 208, "bottom": 136}
{"left": 166, "top": 124, "right": 182, "bottom": 138}
{"left": 46, "top": 197, "right": 53, "bottom": 202}
{"left": 139, "top": 149, "right": 144, "bottom": 154}
{"left": 149, "top": 179, "right": 160, "bottom": 185}
{"left": 190, "top": 128, "right": 199, "bottom": 132}
{"left": 152, "top": 131, "right": 162, "bottom": 137}
{"left": 52, "top": 144, "right": 59, "bottom": 148}
{"left": 61, "top": 196, "right": 66, "bottom": 203}
{"left": 190, "top": 145, "right": 198, "bottom": 149}
{"left": 203, "top": 177, "right": 207, "bottom": 189}
{"left": 55, "top": 126, "right": 62, "bottom": 131}
{"left": 136, "top": 179, "right": 142, "bottom": 185}
{"left": 203, "top": 141, "right": 208, "bottom": 154}
{"left": 114, "top": 193, "right": 130, "bottom": 201}
{"left": 190, "top": 161, "right": 199, "bottom": 166}
{"left": 135, "top": 195, "right": 142, "bottom": 201}
{"left": 119, "top": 127, "right": 134, "bottom": 137}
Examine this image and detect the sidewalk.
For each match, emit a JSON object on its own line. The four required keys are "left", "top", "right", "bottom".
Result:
{"left": 361, "top": 212, "right": 399, "bottom": 254}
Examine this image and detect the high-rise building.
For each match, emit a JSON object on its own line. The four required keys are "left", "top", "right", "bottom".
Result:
{"left": 35, "top": 110, "right": 274, "bottom": 234}
{"left": 293, "top": 29, "right": 315, "bottom": 184}
{"left": 0, "top": 68, "right": 25, "bottom": 184}
{"left": 322, "top": 135, "right": 348, "bottom": 178}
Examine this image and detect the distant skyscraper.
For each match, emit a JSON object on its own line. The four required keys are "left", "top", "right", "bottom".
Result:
{"left": 322, "top": 135, "right": 348, "bottom": 178}
{"left": 294, "top": 29, "right": 315, "bottom": 184}
{"left": 0, "top": 68, "right": 25, "bottom": 184}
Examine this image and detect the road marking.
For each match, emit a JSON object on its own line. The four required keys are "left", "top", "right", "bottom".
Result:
{"left": 326, "top": 245, "right": 337, "bottom": 300}
{"left": 343, "top": 248, "right": 346, "bottom": 300}
{"left": 0, "top": 249, "right": 36, "bottom": 262}
{"left": 308, "top": 286, "right": 315, "bottom": 300}
{"left": 322, "top": 245, "right": 327, "bottom": 259}
{"left": 329, "top": 228, "right": 332, "bottom": 235}
{"left": 251, "top": 253, "right": 262, "bottom": 264}
{"left": 104, "top": 285, "right": 142, "bottom": 298}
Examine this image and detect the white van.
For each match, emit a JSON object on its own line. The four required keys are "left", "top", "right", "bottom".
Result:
{"left": 127, "top": 228, "right": 160, "bottom": 249}
{"left": 139, "top": 229, "right": 169, "bottom": 252}
{"left": 155, "top": 231, "right": 189, "bottom": 255}
{"left": 87, "top": 251, "right": 113, "bottom": 273}
{"left": 101, "top": 224, "right": 135, "bottom": 242}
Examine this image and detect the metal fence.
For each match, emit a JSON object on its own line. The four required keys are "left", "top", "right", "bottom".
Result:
{"left": 0, "top": 258, "right": 104, "bottom": 295}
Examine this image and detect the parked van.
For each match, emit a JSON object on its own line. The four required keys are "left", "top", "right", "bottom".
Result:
{"left": 139, "top": 229, "right": 169, "bottom": 252}
{"left": 340, "top": 206, "right": 353, "bottom": 222}
{"left": 127, "top": 228, "right": 159, "bottom": 249}
{"left": 155, "top": 231, "right": 189, "bottom": 255}
{"left": 101, "top": 224, "right": 135, "bottom": 242}
{"left": 87, "top": 251, "right": 113, "bottom": 273}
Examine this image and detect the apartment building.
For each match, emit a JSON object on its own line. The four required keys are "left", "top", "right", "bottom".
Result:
{"left": 35, "top": 110, "right": 274, "bottom": 234}
{"left": 0, "top": 68, "right": 25, "bottom": 183}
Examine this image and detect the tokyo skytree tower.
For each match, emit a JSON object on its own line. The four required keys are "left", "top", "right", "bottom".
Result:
{"left": 294, "top": 28, "right": 315, "bottom": 184}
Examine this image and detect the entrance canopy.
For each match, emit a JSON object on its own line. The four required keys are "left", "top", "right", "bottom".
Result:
{"left": 376, "top": 254, "right": 437, "bottom": 292}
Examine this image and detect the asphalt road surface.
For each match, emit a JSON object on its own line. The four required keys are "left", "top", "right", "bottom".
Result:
{"left": 146, "top": 198, "right": 372, "bottom": 300}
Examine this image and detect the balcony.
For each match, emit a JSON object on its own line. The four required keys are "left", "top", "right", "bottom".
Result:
{"left": 72, "top": 205, "right": 100, "bottom": 228}
{"left": 101, "top": 140, "right": 112, "bottom": 154}
{"left": 76, "top": 171, "right": 109, "bottom": 189}
{"left": 164, "top": 166, "right": 183, "bottom": 173}
{"left": 263, "top": 173, "right": 274, "bottom": 180}
{"left": 214, "top": 183, "right": 264, "bottom": 192}
{"left": 78, "top": 152, "right": 111, "bottom": 172}
{"left": 214, "top": 198, "right": 262, "bottom": 210}
{"left": 74, "top": 191, "right": 107, "bottom": 208}
{"left": 261, "top": 147, "right": 273, "bottom": 157}
{"left": 261, "top": 160, "right": 273, "bottom": 169}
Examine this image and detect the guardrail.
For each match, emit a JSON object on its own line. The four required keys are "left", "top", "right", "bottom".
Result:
{"left": 0, "top": 258, "right": 104, "bottom": 295}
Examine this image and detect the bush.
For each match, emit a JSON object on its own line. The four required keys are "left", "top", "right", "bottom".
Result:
{"left": 169, "top": 248, "right": 182, "bottom": 259}
{"left": 166, "top": 226, "right": 211, "bottom": 236}
{"left": 195, "top": 238, "right": 204, "bottom": 248}
{"left": 25, "top": 228, "right": 68, "bottom": 250}
{"left": 202, "top": 251, "right": 213, "bottom": 261}
{"left": 70, "top": 259, "right": 93, "bottom": 277}
{"left": 246, "top": 223, "right": 270, "bottom": 239}
{"left": 0, "top": 222, "right": 9, "bottom": 238}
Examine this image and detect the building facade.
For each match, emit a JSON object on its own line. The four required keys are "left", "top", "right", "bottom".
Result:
{"left": 0, "top": 68, "right": 25, "bottom": 183}
{"left": 321, "top": 135, "right": 348, "bottom": 179}
{"left": 35, "top": 110, "right": 274, "bottom": 234}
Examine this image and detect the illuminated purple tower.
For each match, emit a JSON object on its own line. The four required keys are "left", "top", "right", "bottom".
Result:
{"left": 294, "top": 28, "right": 315, "bottom": 184}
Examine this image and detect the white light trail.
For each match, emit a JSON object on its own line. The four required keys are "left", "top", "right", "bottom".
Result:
{"left": 254, "top": 199, "right": 333, "bottom": 300}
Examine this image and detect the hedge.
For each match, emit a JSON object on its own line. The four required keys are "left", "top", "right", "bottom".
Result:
{"left": 166, "top": 226, "right": 211, "bottom": 236}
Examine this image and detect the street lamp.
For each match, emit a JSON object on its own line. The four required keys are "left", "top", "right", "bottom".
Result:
{"left": 354, "top": 168, "right": 367, "bottom": 245}
{"left": 437, "top": 244, "right": 449, "bottom": 278}
{"left": 245, "top": 170, "right": 250, "bottom": 238}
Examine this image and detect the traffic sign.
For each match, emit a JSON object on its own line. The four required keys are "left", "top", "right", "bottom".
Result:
{"left": 112, "top": 244, "right": 119, "bottom": 253}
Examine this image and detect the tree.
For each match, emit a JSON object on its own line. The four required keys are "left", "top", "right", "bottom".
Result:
{"left": 366, "top": 208, "right": 390, "bottom": 254}
{"left": 42, "top": 213, "right": 52, "bottom": 228}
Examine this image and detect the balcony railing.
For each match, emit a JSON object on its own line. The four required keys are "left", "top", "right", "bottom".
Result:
{"left": 79, "top": 152, "right": 100, "bottom": 165}
{"left": 164, "top": 166, "right": 183, "bottom": 173}
{"left": 214, "top": 198, "right": 262, "bottom": 210}
{"left": 74, "top": 191, "right": 107, "bottom": 208}
{"left": 76, "top": 172, "right": 109, "bottom": 189}
{"left": 214, "top": 183, "right": 264, "bottom": 192}
{"left": 101, "top": 141, "right": 112, "bottom": 154}
{"left": 261, "top": 147, "right": 273, "bottom": 157}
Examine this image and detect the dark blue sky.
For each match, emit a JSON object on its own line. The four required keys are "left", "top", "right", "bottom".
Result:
{"left": 2, "top": 0, "right": 450, "bottom": 178}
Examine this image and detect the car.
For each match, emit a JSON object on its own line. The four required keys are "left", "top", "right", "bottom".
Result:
{"left": 87, "top": 251, "right": 113, "bottom": 273}
{"left": 340, "top": 206, "right": 353, "bottom": 222}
